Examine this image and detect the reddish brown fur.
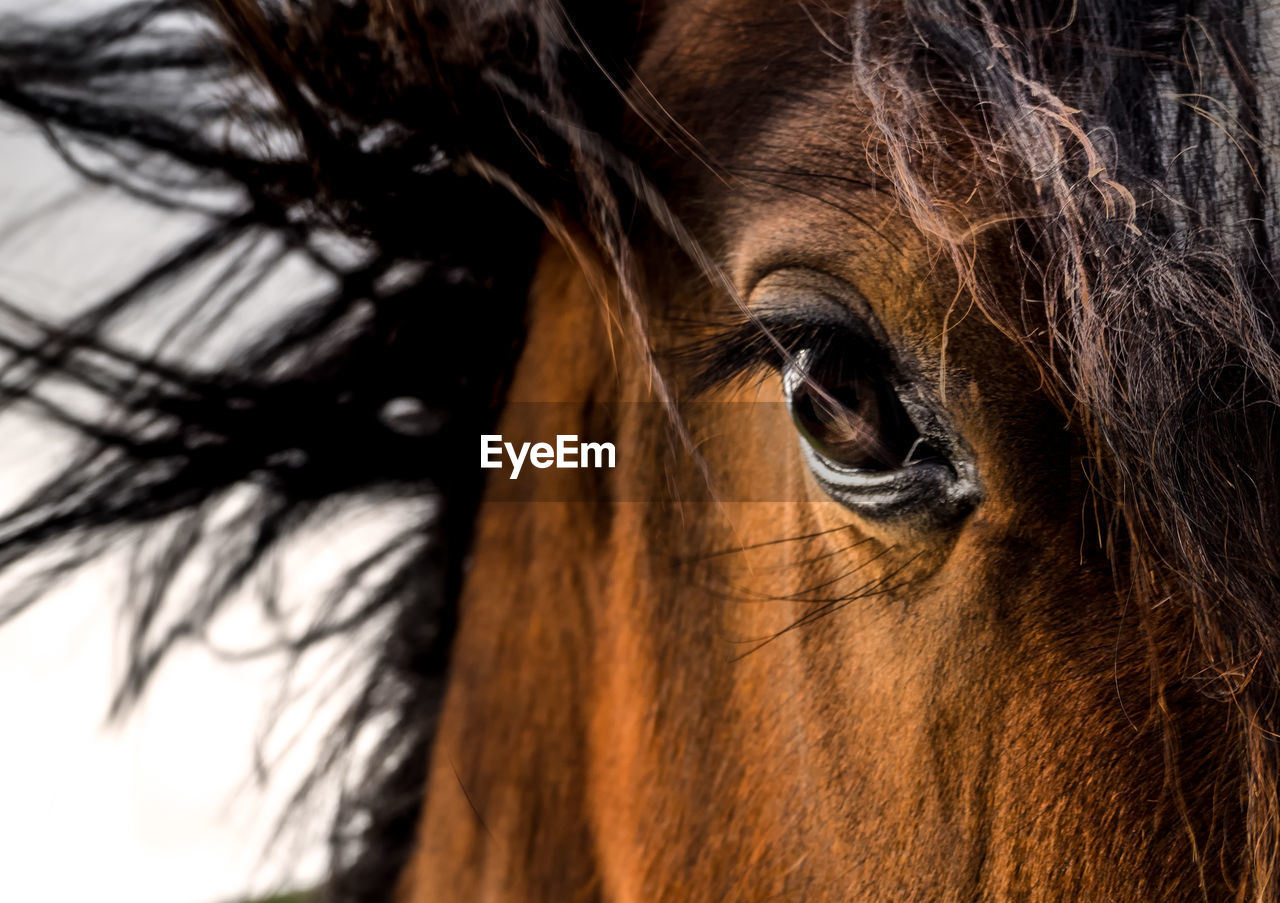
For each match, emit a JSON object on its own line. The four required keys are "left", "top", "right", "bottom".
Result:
{"left": 402, "top": 7, "right": 1244, "bottom": 898}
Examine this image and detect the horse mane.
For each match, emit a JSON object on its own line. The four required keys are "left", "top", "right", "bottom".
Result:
{"left": 2, "top": 0, "right": 1280, "bottom": 899}
{"left": 0, "top": 1, "right": 626, "bottom": 898}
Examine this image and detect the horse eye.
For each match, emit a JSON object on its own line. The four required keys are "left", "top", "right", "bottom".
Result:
{"left": 781, "top": 345, "right": 977, "bottom": 523}
{"left": 785, "top": 348, "right": 936, "bottom": 472}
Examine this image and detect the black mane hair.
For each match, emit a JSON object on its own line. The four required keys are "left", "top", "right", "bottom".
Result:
{"left": 4, "top": 0, "right": 1280, "bottom": 900}
{"left": 0, "top": 1, "right": 639, "bottom": 898}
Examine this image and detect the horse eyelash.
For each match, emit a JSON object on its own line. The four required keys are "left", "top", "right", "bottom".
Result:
{"left": 680, "top": 317, "right": 854, "bottom": 394}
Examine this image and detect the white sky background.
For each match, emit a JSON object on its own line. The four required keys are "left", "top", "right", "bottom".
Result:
{"left": 0, "top": 2, "right": 400, "bottom": 900}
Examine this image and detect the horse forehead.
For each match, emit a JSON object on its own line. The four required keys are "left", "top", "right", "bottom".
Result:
{"left": 637, "top": 2, "right": 887, "bottom": 250}
{"left": 636, "top": 1, "right": 852, "bottom": 150}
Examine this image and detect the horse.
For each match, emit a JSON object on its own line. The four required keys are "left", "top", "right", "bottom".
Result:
{"left": 2, "top": 0, "right": 1280, "bottom": 900}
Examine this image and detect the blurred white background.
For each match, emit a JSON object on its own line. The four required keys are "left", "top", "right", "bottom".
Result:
{"left": 0, "top": 2, "right": 371, "bottom": 899}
